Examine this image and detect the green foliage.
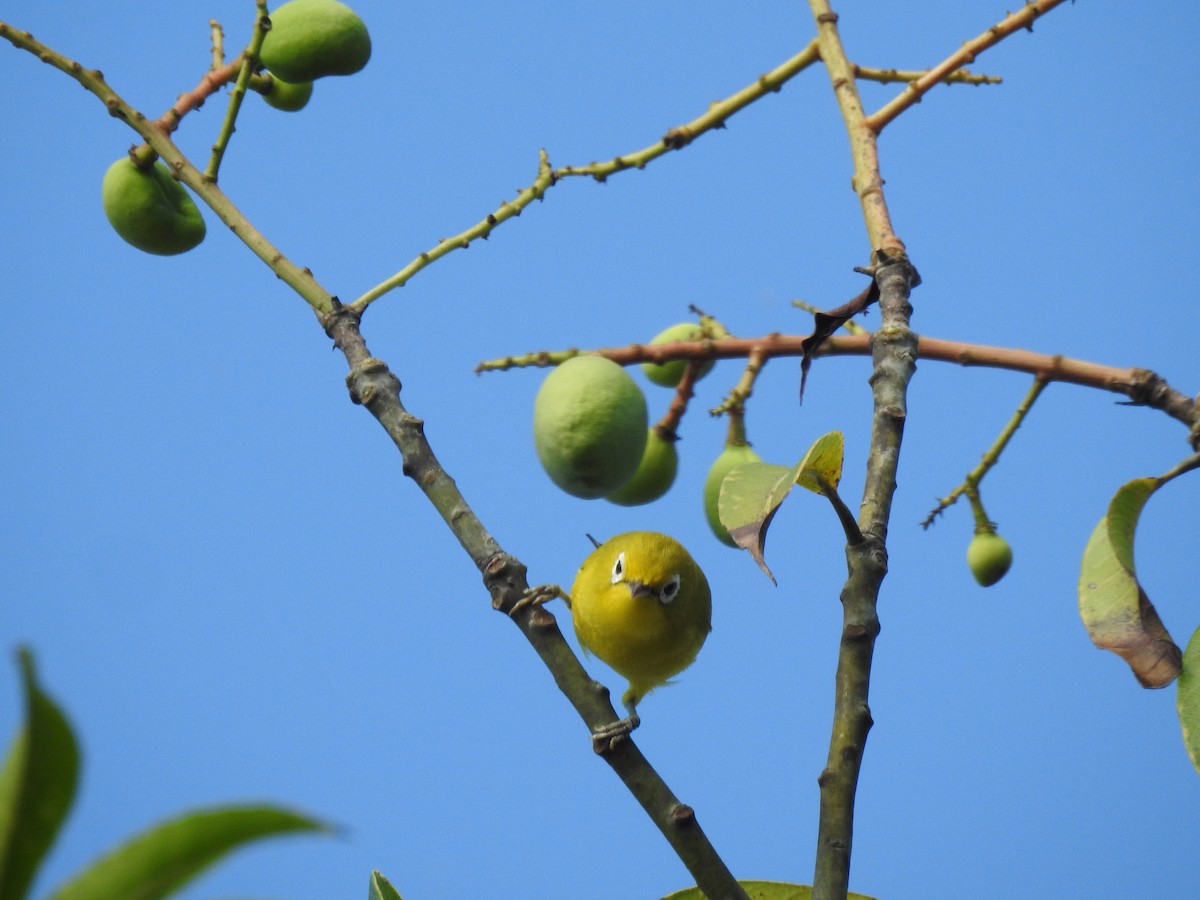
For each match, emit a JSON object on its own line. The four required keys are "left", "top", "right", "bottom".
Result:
{"left": 1177, "top": 627, "right": 1200, "bottom": 777}
{"left": 368, "top": 870, "right": 404, "bottom": 900}
{"left": 663, "top": 880, "right": 876, "bottom": 900}
{"left": 0, "top": 649, "right": 79, "bottom": 900}
{"left": 716, "top": 431, "right": 845, "bottom": 580}
{"left": 101, "top": 159, "right": 205, "bottom": 256}
{"left": 50, "top": 806, "right": 331, "bottom": 900}
{"left": 0, "top": 651, "right": 330, "bottom": 900}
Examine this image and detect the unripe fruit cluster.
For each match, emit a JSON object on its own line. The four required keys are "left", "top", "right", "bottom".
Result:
{"left": 532, "top": 323, "right": 728, "bottom": 513}
{"left": 101, "top": 1, "right": 372, "bottom": 256}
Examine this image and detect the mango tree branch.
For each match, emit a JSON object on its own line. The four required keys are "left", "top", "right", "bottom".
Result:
{"left": 349, "top": 40, "right": 821, "bottom": 311}
{"left": 321, "top": 305, "right": 748, "bottom": 900}
{"left": 0, "top": 22, "right": 335, "bottom": 315}
{"left": 852, "top": 63, "right": 1001, "bottom": 86}
{"left": 477, "top": 332, "right": 1197, "bottom": 436}
{"left": 1, "top": 21, "right": 750, "bottom": 897}
{"left": 556, "top": 38, "right": 821, "bottom": 180}
{"left": 813, "top": 255, "right": 918, "bottom": 900}
{"left": 866, "top": 0, "right": 1070, "bottom": 133}
{"left": 808, "top": 3, "right": 902, "bottom": 257}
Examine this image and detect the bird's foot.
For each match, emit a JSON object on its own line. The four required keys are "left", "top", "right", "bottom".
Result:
{"left": 591, "top": 713, "right": 640, "bottom": 754}
{"left": 508, "top": 583, "right": 567, "bottom": 617}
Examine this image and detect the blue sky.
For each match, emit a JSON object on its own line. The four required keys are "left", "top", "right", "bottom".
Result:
{"left": 2, "top": 2, "right": 1198, "bottom": 898}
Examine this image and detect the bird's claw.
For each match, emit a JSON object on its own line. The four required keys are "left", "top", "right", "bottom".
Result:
{"left": 590, "top": 713, "right": 640, "bottom": 754}
{"left": 508, "top": 583, "right": 565, "bottom": 617}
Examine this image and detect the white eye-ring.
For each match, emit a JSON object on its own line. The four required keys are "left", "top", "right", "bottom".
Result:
{"left": 611, "top": 552, "right": 626, "bottom": 585}
{"left": 659, "top": 575, "right": 681, "bottom": 605}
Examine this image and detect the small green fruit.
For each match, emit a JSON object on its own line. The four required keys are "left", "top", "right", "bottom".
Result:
{"left": 261, "top": 0, "right": 371, "bottom": 82}
{"left": 101, "top": 158, "right": 206, "bottom": 256}
{"left": 641, "top": 322, "right": 715, "bottom": 388}
{"left": 703, "top": 443, "right": 763, "bottom": 546}
{"left": 533, "top": 356, "right": 648, "bottom": 499}
{"left": 262, "top": 76, "right": 314, "bottom": 111}
{"left": 967, "top": 529, "right": 1013, "bottom": 587}
{"left": 606, "top": 429, "right": 678, "bottom": 506}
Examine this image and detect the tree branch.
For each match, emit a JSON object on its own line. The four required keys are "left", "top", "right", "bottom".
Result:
{"left": 808, "top": 3, "right": 903, "bottom": 258}
{"left": 866, "top": 0, "right": 1071, "bottom": 133}
{"left": 321, "top": 304, "right": 749, "bottom": 900}
{"left": 477, "top": 331, "right": 1197, "bottom": 437}
{"left": 349, "top": 40, "right": 821, "bottom": 311}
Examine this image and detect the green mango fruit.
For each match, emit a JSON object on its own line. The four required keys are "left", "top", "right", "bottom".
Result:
{"left": 641, "top": 322, "right": 715, "bottom": 388}
{"left": 262, "top": 76, "right": 314, "bottom": 111}
{"left": 101, "top": 158, "right": 206, "bottom": 256}
{"left": 967, "top": 529, "right": 1013, "bottom": 587}
{"left": 606, "top": 429, "right": 679, "bottom": 506}
{"left": 261, "top": 0, "right": 371, "bottom": 82}
{"left": 703, "top": 443, "right": 763, "bottom": 546}
{"left": 534, "top": 356, "right": 648, "bottom": 499}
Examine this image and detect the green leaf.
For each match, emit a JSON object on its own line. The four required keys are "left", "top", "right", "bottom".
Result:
{"left": 721, "top": 462, "right": 792, "bottom": 583}
{"left": 0, "top": 648, "right": 80, "bottom": 900}
{"left": 662, "top": 881, "right": 876, "bottom": 900}
{"left": 1177, "top": 626, "right": 1200, "bottom": 777}
{"left": 49, "top": 805, "right": 332, "bottom": 900}
{"left": 1078, "top": 479, "right": 1181, "bottom": 689}
{"left": 369, "top": 869, "right": 404, "bottom": 900}
{"left": 719, "top": 432, "right": 845, "bottom": 583}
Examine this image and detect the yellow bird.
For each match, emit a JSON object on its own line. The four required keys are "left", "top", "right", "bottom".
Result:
{"left": 518, "top": 531, "right": 712, "bottom": 748}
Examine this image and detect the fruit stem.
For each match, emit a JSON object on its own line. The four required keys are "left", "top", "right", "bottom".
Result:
{"left": 654, "top": 360, "right": 704, "bottom": 440}
{"left": 205, "top": 1, "right": 271, "bottom": 183}
{"left": 710, "top": 347, "right": 767, "bottom": 417}
{"left": 965, "top": 486, "right": 994, "bottom": 533}
{"left": 921, "top": 375, "right": 1049, "bottom": 528}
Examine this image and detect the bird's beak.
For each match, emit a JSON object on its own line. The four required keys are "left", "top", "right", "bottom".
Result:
{"left": 626, "top": 580, "right": 656, "bottom": 600}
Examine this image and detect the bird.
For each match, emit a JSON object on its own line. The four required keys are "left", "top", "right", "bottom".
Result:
{"left": 516, "top": 531, "right": 712, "bottom": 749}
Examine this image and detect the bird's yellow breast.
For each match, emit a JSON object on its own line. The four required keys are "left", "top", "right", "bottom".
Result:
{"left": 569, "top": 532, "right": 712, "bottom": 692}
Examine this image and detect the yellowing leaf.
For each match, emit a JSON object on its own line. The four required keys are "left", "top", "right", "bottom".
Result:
{"left": 796, "top": 430, "right": 844, "bottom": 495}
{"left": 1078, "top": 479, "right": 1181, "bottom": 689}
{"left": 718, "top": 432, "right": 846, "bottom": 584}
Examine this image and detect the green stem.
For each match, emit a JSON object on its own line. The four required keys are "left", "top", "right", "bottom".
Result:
{"left": 205, "top": 2, "right": 270, "bottom": 182}
{"left": 923, "top": 376, "right": 1048, "bottom": 527}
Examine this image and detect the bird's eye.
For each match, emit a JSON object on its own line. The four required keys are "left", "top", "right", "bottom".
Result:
{"left": 611, "top": 552, "right": 625, "bottom": 585}
{"left": 659, "top": 575, "right": 681, "bottom": 605}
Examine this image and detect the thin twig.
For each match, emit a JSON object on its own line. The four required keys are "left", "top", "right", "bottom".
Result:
{"left": 922, "top": 376, "right": 1049, "bottom": 528}
{"left": 350, "top": 41, "right": 821, "bottom": 311}
{"left": 206, "top": 2, "right": 270, "bottom": 182}
{"left": 866, "top": 0, "right": 1071, "bottom": 132}
{"left": 852, "top": 63, "right": 1001, "bottom": 86}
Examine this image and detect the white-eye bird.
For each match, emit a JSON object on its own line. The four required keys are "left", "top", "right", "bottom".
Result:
{"left": 518, "top": 531, "right": 712, "bottom": 748}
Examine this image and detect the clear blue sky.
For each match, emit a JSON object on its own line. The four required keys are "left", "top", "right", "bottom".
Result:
{"left": 3, "top": 3, "right": 1198, "bottom": 898}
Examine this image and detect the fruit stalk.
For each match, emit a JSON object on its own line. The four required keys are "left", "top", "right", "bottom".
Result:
{"left": 206, "top": 1, "right": 272, "bottom": 182}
